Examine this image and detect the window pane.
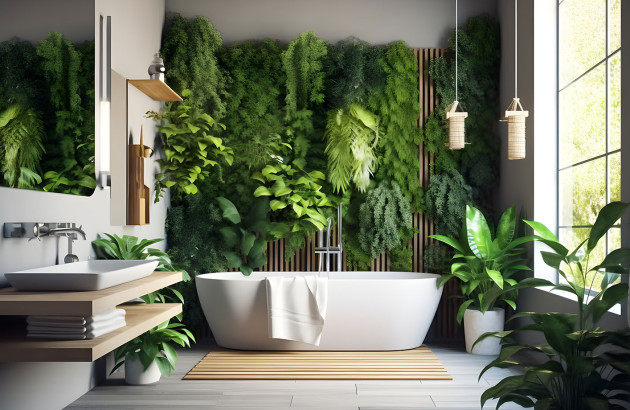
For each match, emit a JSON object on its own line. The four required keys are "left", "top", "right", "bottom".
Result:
{"left": 559, "top": 158, "right": 606, "bottom": 226}
{"left": 609, "top": 152, "right": 620, "bottom": 202}
{"left": 559, "top": 64, "right": 606, "bottom": 167}
{"left": 609, "top": 0, "right": 621, "bottom": 52}
{"left": 609, "top": 52, "right": 621, "bottom": 151}
{"left": 559, "top": 0, "right": 606, "bottom": 87}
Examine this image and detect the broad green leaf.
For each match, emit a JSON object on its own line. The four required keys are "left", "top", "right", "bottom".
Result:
{"left": 270, "top": 199, "right": 287, "bottom": 211}
{"left": 495, "top": 206, "right": 516, "bottom": 248}
{"left": 224, "top": 251, "right": 243, "bottom": 268}
{"left": 274, "top": 187, "right": 292, "bottom": 196}
{"left": 240, "top": 265, "right": 253, "bottom": 276}
{"left": 308, "top": 170, "right": 325, "bottom": 180}
{"left": 241, "top": 231, "right": 256, "bottom": 256}
{"left": 216, "top": 197, "right": 241, "bottom": 224}
{"left": 466, "top": 205, "right": 494, "bottom": 259}
{"left": 524, "top": 220, "right": 558, "bottom": 241}
{"left": 540, "top": 251, "right": 563, "bottom": 269}
{"left": 591, "top": 248, "right": 630, "bottom": 271}
{"left": 588, "top": 202, "right": 630, "bottom": 252}
{"left": 428, "top": 234, "right": 465, "bottom": 254}
{"left": 486, "top": 268, "right": 504, "bottom": 289}
{"left": 456, "top": 299, "right": 475, "bottom": 324}
{"left": 254, "top": 186, "right": 272, "bottom": 197}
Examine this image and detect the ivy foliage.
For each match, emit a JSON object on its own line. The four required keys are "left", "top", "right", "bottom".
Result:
{"left": 147, "top": 90, "right": 234, "bottom": 202}
{"left": 282, "top": 31, "right": 328, "bottom": 159}
{"left": 161, "top": 14, "right": 227, "bottom": 120}
{"left": 369, "top": 41, "right": 423, "bottom": 212}
{"left": 425, "top": 169, "right": 473, "bottom": 238}
{"left": 252, "top": 157, "right": 336, "bottom": 240}
{"left": 424, "top": 15, "right": 501, "bottom": 213}
{"left": 324, "top": 37, "right": 385, "bottom": 109}
{"left": 0, "top": 104, "right": 44, "bottom": 188}
{"left": 358, "top": 181, "right": 413, "bottom": 259}
{"left": 219, "top": 39, "right": 286, "bottom": 170}
{"left": 324, "top": 104, "right": 380, "bottom": 193}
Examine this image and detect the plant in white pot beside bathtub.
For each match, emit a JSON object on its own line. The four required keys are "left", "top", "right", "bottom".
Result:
{"left": 430, "top": 205, "right": 552, "bottom": 354}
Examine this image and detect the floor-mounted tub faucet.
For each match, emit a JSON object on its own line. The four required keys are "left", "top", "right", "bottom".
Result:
{"left": 315, "top": 204, "right": 343, "bottom": 274}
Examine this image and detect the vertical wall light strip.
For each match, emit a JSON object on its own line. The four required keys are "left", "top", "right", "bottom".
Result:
{"left": 446, "top": 0, "right": 468, "bottom": 150}
{"left": 99, "top": 15, "right": 112, "bottom": 187}
{"left": 505, "top": 0, "right": 529, "bottom": 160}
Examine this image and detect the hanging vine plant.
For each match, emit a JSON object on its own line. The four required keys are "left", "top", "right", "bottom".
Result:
{"left": 368, "top": 41, "right": 424, "bottom": 212}
{"left": 161, "top": 14, "right": 227, "bottom": 121}
{"left": 324, "top": 103, "right": 380, "bottom": 193}
{"left": 282, "top": 31, "right": 328, "bottom": 159}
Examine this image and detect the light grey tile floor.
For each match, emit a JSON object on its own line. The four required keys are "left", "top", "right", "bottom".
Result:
{"left": 66, "top": 345, "right": 525, "bottom": 410}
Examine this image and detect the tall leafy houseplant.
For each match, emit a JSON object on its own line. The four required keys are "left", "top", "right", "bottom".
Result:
{"left": 147, "top": 90, "right": 234, "bottom": 202}
{"left": 477, "top": 202, "right": 630, "bottom": 409}
{"left": 430, "top": 205, "right": 552, "bottom": 354}
{"left": 216, "top": 196, "right": 269, "bottom": 276}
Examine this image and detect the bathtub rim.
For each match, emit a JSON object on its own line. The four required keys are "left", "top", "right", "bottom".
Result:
{"left": 196, "top": 271, "right": 442, "bottom": 281}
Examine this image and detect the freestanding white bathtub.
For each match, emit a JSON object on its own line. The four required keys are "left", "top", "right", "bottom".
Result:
{"left": 196, "top": 271, "right": 443, "bottom": 351}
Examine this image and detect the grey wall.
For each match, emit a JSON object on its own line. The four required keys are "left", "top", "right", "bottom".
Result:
{"left": 0, "top": 1, "right": 168, "bottom": 409}
{"left": 497, "top": 0, "right": 629, "bottom": 339}
{"left": 165, "top": 0, "right": 497, "bottom": 48}
{"left": 0, "top": 0, "right": 94, "bottom": 43}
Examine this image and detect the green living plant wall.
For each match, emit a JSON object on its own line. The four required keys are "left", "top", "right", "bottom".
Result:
{"left": 159, "top": 15, "right": 498, "bottom": 297}
{"left": 0, "top": 33, "right": 95, "bottom": 194}
{"left": 422, "top": 14, "right": 501, "bottom": 273}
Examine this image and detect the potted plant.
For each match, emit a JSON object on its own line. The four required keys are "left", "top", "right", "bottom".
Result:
{"left": 476, "top": 201, "right": 630, "bottom": 409}
{"left": 430, "top": 205, "right": 551, "bottom": 354}
{"left": 111, "top": 320, "right": 195, "bottom": 385}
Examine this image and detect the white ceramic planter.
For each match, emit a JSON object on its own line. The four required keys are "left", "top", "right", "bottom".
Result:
{"left": 124, "top": 357, "right": 161, "bottom": 385}
{"left": 463, "top": 308, "right": 505, "bottom": 355}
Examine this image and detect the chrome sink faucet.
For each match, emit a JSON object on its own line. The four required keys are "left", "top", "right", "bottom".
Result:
{"left": 2, "top": 222, "right": 87, "bottom": 263}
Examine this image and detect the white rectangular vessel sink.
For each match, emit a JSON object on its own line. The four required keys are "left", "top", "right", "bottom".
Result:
{"left": 5, "top": 260, "right": 159, "bottom": 291}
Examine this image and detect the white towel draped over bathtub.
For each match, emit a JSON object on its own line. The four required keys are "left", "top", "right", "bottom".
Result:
{"left": 265, "top": 276, "right": 329, "bottom": 346}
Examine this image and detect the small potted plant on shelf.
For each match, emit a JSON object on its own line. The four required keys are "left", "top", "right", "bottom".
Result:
{"left": 430, "top": 205, "right": 552, "bottom": 354}
{"left": 112, "top": 320, "right": 195, "bottom": 385}
{"left": 476, "top": 201, "right": 630, "bottom": 409}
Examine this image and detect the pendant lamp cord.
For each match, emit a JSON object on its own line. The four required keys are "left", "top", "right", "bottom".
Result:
{"left": 455, "top": 0, "right": 458, "bottom": 102}
{"left": 515, "top": 0, "right": 518, "bottom": 98}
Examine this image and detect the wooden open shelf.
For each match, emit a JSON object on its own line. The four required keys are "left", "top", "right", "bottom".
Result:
{"left": 0, "top": 303, "right": 181, "bottom": 362}
{"left": 128, "top": 79, "right": 182, "bottom": 102}
{"left": 0, "top": 271, "right": 182, "bottom": 316}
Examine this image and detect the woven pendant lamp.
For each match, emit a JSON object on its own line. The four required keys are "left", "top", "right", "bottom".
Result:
{"left": 447, "top": 0, "right": 467, "bottom": 150}
{"left": 504, "top": 0, "right": 528, "bottom": 160}
{"left": 446, "top": 101, "right": 467, "bottom": 150}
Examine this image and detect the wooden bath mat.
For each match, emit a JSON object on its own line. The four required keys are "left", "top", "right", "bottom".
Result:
{"left": 184, "top": 346, "right": 451, "bottom": 380}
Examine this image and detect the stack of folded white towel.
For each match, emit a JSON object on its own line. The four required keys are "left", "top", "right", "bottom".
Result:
{"left": 26, "top": 308, "right": 126, "bottom": 340}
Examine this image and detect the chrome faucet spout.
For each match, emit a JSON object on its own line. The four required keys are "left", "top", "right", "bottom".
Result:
{"left": 48, "top": 226, "right": 87, "bottom": 240}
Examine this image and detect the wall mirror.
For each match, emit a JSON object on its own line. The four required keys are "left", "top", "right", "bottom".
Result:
{"left": 0, "top": 0, "right": 96, "bottom": 196}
